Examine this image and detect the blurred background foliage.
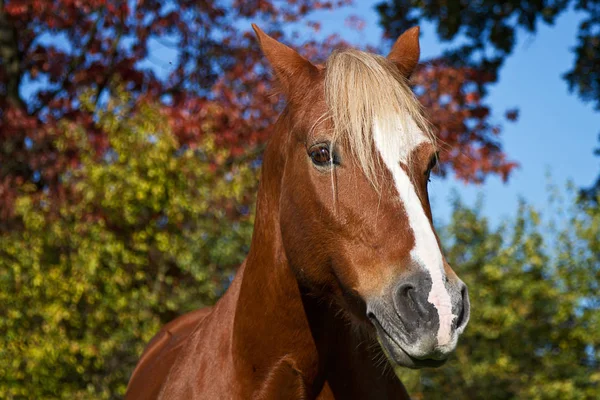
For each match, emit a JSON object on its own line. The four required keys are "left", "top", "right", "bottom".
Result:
{"left": 0, "top": 92, "right": 257, "bottom": 398}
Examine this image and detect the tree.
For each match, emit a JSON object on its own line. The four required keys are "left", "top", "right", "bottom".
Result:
{"left": 376, "top": 0, "right": 600, "bottom": 198}
{"left": 0, "top": 0, "right": 353, "bottom": 218}
{"left": 0, "top": 92, "right": 257, "bottom": 398}
{"left": 397, "top": 190, "right": 600, "bottom": 399}
{"left": 377, "top": 0, "right": 600, "bottom": 109}
{"left": 0, "top": 0, "right": 517, "bottom": 224}
{"left": 409, "top": 60, "right": 518, "bottom": 183}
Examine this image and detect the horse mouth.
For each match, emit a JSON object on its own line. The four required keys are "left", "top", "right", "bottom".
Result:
{"left": 368, "top": 314, "right": 448, "bottom": 369}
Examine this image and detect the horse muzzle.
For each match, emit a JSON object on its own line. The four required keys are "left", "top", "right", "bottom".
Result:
{"left": 366, "top": 270, "right": 470, "bottom": 369}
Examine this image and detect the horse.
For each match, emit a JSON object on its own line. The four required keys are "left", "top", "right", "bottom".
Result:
{"left": 125, "top": 24, "right": 470, "bottom": 399}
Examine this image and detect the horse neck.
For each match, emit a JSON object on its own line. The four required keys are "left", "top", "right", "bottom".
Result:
{"left": 230, "top": 114, "right": 319, "bottom": 391}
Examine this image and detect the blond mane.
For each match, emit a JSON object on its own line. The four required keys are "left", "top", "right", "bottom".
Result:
{"left": 323, "top": 49, "right": 435, "bottom": 190}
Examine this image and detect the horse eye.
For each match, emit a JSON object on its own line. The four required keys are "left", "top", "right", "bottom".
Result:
{"left": 309, "top": 144, "right": 333, "bottom": 166}
{"left": 425, "top": 153, "right": 438, "bottom": 182}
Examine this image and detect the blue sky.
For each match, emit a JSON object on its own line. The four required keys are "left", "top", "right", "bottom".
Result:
{"left": 308, "top": 2, "right": 599, "bottom": 226}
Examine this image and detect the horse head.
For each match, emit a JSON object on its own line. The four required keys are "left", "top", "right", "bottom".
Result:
{"left": 253, "top": 24, "right": 470, "bottom": 370}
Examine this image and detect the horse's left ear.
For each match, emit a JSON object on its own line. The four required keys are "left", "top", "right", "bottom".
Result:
{"left": 387, "top": 26, "right": 420, "bottom": 78}
{"left": 252, "top": 24, "right": 318, "bottom": 98}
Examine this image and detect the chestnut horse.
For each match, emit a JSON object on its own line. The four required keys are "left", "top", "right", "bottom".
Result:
{"left": 126, "top": 24, "right": 470, "bottom": 399}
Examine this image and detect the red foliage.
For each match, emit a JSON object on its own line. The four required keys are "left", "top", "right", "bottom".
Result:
{"left": 0, "top": 0, "right": 515, "bottom": 220}
{"left": 0, "top": 0, "right": 350, "bottom": 219}
{"left": 413, "top": 60, "right": 518, "bottom": 183}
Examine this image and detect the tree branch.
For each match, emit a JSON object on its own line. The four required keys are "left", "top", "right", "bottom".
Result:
{"left": 0, "top": 0, "right": 26, "bottom": 109}
{"left": 30, "top": 8, "right": 104, "bottom": 116}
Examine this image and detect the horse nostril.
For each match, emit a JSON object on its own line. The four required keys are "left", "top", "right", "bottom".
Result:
{"left": 394, "top": 282, "right": 432, "bottom": 325}
{"left": 455, "top": 284, "right": 470, "bottom": 331}
{"left": 401, "top": 285, "right": 416, "bottom": 309}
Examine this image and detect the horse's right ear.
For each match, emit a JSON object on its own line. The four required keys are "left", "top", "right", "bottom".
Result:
{"left": 252, "top": 24, "right": 318, "bottom": 98}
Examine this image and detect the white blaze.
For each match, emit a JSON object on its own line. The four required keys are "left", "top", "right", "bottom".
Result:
{"left": 373, "top": 117, "right": 456, "bottom": 346}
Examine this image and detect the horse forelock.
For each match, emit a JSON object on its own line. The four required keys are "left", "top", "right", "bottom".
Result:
{"left": 322, "top": 49, "right": 436, "bottom": 190}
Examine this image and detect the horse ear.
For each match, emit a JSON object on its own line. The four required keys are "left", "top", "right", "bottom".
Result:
{"left": 252, "top": 24, "right": 318, "bottom": 97}
{"left": 387, "top": 26, "right": 421, "bottom": 78}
